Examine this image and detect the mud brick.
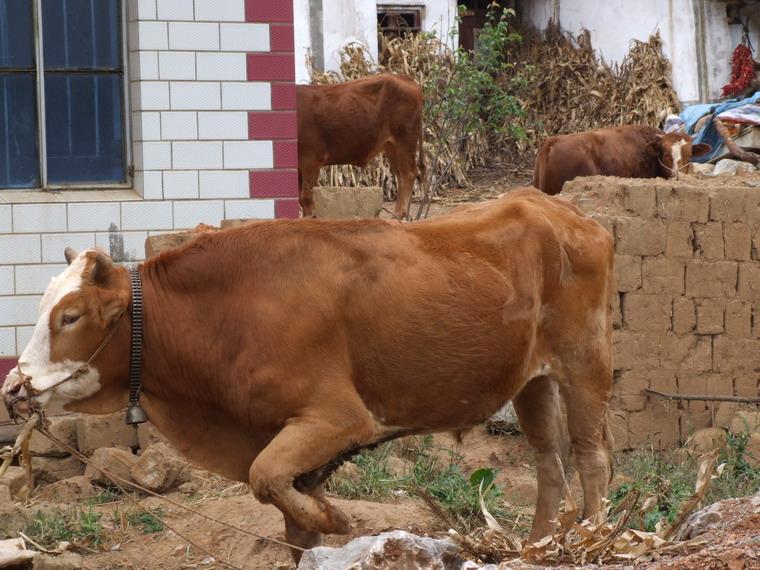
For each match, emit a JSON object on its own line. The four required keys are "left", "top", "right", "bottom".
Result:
{"left": 615, "top": 218, "right": 666, "bottom": 256}
{"left": 734, "top": 374, "right": 759, "bottom": 398}
{"left": 621, "top": 183, "right": 656, "bottom": 217}
{"left": 614, "top": 370, "right": 649, "bottom": 411}
{"left": 672, "top": 297, "right": 696, "bottom": 334}
{"left": 662, "top": 333, "right": 712, "bottom": 371}
{"left": 704, "top": 373, "right": 734, "bottom": 401}
{"left": 680, "top": 409, "right": 713, "bottom": 440}
{"left": 693, "top": 223, "right": 725, "bottom": 259}
{"left": 642, "top": 256, "right": 685, "bottom": 294}
{"left": 29, "top": 416, "right": 77, "bottom": 457}
{"left": 696, "top": 298, "right": 725, "bottom": 334}
{"left": 677, "top": 372, "right": 709, "bottom": 413}
{"left": 612, "top": 292, "right": 622, "bottom": 329}
{"left": 76, "top": 412, "right": 138, "bottom": 456}
{"left": 628, "top": 401, "right": 681, "bottom": 449}
{"left": 614, "top": 255, "right": 642, "bottom": 292}
{"left": 589, "top": 214, "right": 615, "bottom": 238}
{"left": 751, "top": 228, "right": 760, "bottom": 260}
{"left": 709, "top": 187, "right": 747, "bottom": 222}
{"left": 737, "top": 262, "right": 760, "bottom": 299}
{"left": 725, "top": 299, "right": 751, "bottom": 338}
{"left": 608, "top": 411, "right": 630, "bottom": 451}
{"left": 753, "top": 302, "right": 760, "bottom": 338}
{"left": 684, "top": 260, "right": 737, "bottom": 298}
{"left": 613, "top": 331, "right": 662, "bottom": 370}
{"left": 32, "top": 455, "right": 85, "bottom": 484}
{"left": 743, "top": 188, "right": 760, "bottom": 225}
{"left": 85, "top": 447, "right": 137, "bottom": 486}
{"left": 724, "top": 223, "right": 751, "bottom": 261}
{"left": 713, "top": 337, "right": 760, "bottom": 373}
{"left": 622, "top": 293, "right": 671, "bottom": 332}
{"left": 656, "top": 185, "right": 709, "bottom": 222}
{"left": 137, "top": 422, "right": 170, "bottom": 451}
{"left": 666, "top": 222, "right": 693, "bottom": 257}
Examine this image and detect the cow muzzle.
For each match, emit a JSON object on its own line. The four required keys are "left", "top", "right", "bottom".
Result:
{"left": 1, "top": 369, "right": 31, "bottom": 419}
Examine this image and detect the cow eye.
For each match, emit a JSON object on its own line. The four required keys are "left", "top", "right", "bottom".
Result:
{"left": 61, "top": 314, "right": 80, "bottom": 326}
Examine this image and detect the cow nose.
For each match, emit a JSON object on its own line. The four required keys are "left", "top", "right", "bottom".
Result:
{"left": 1, "top": 370, "right": 26, "bottom": 404}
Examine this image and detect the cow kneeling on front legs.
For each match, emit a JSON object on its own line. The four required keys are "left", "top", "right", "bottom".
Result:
{"left": 2, "top": 188, "right": 614, "bottom": 563}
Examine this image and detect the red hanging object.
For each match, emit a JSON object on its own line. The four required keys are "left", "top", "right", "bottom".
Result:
{"left": 722, "top": 43, "right": 755, "bottom": 98}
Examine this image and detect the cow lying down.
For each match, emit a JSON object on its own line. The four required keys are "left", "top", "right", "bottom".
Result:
{"left": 2, "top": 188, "right": 614, "bottom": 563}
{"left": 533, "top": 124, "right": 711, "bottom": 196}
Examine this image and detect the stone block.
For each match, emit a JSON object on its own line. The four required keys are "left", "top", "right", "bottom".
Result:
{"left": 313, "top": 186, "right": 383, "bottom": 219}
{"left": 728, "top": 410, "right": 760, "bottom": 434}
{"left": 614, "top": 370, "right": 648, "bottom": 411}
{"left": 84, "top": 447, "right": 138, "bottom": 487}
{"left": 613, "top": 331, "right": 662, "bottom": 370}
{"left": 615, "top": 218, "right": 666, "bottom": 256}
{"left": 76, "top": 413, "right": 138, "bottom": 456}
{"left": 0, "top": 485, "right": 26, "bottom": 535}
{"left": 725, "top": 299, "right": 751, "bottom": 338}
{"left": 0, "top": 466, "right": 26, "bottom": 498}
{"left": 752, "top": 228, "right": 760, "bottom": 260}
{"left": 611, "top": 292, "right": 622, "bottom": 329}
{"left": 709, "top": 187, "right": 747, "bottom": 222}
{"left": 695, "top": 298, "right": 724, "bottom": 334}
{"left": 724, "top": 223, "right": 751, "bottom": 261}
{"left": 737, "top": 262, "right": 760, "bottom": 299}
{"left": 666, "top": 222, "right": 693, "bottom": 257}
{"left": 713, "top": 337, "right": 760, "bottom": 373}
{"left": 693, "top": 223, "right": 724, "bottom": 259}
{"left": 613, "top": 255, "right": 642, "bottom": 292}
{"left": 684, "top": 427, "right": 728, "bottom": 456}
{"left": 684, "top": 260, "right": 737, "bottom": 298}
{"left": 137, "top": 422, "right": 170, "bottom": 451}
{"left": 662, "top": 334, "right": 712, "bottom": 371}
{"left": 656, "top": 185, "right": 709, "bottom": 222}
{"left": 33, "top": 552, "right": 83, "bottom": 570}
{"left": 29, "top": 416, "right": 77, "bottom": 457}
{"left": 622, "top": 293, "right": 671, "bottom": 332}
{"left": 641, "top": 256, "right": 684, "bottom": 294}
{"left": 621, "top": 183, "right": 656, "bottom": 217}
{"left": 130, "top": 443, "right": 190, "bottom": 493}
{"left": 589, "top": 213, "right": 615, "bottom": 237}
{"left": 672, "top": 297, "right": 696, "bottom": 334}
{"left": 32, "top": 456, "right": 85, "bottom": 484}
{"left": 734, "top": 374, "right": 758, "bottom": 398}
{"left": 33, "top": 476, "right": 97, "bottom": 503}
{"left": 628, "top": 401, "right": 681, "bottom": 449}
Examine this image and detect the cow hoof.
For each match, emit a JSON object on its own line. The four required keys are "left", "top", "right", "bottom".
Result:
{"left": 319, "top": 499, "right": 351, "bottom": 534}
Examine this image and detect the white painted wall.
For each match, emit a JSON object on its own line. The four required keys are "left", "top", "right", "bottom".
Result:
{"left": 295, "top": 0, "right": 459, "bottom": 83}
{"left": 522, "top": 0, "right": 760, "bottom": 104}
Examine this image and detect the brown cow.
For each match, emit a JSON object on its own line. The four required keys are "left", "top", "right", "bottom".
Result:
{"left": 533, "top": 125, "right": 711, "bottom": 195}
{"left": 297, "top": 74, "right": 426, "bottom": 219}
{"left": 2, "top": 189, "right": 613, "bottom": 563}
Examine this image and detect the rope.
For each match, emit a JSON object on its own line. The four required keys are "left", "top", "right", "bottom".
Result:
{"left": 31, "top": 422, "right": 306, "bottom": 554}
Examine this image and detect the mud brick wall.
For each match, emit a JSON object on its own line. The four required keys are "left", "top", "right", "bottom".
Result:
{"left": 564, "top": 177, "right": 760, "bottom": 450}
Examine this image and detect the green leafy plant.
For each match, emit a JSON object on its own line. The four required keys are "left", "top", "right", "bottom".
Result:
{"left": 25, "top": 506, "right": 105, "bottom": 549}
{"left": 125, "top": 507, "right": 166, "bottom": 534}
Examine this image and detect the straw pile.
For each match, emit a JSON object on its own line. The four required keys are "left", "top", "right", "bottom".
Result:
{"left": 512, "top": 25, "right": 680, "bottom": 143}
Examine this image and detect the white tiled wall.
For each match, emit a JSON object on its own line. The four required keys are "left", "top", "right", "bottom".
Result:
{"left": 0, "top": 0, "right": 279, "bottom": 355}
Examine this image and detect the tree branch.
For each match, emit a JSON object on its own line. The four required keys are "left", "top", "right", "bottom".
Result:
{"left": 643, "top": 388, "right": 760, "bottom": 404}
{"left": 713, "top": 118, "right": 760, "bottom": 166}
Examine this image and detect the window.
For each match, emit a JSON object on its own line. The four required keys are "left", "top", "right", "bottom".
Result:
{"left": 0, "top": 0, "right": 128, "bottom": 190}
{"left": 377, "top": 6, "right": 422, "bottom": 39}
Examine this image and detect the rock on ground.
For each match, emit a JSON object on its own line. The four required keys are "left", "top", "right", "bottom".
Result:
{"left": 130, "top": 443, "right": 189, "bottom": 492}
{"left": 33, "top": 476, "right": 97, "bottom": 503}
{"left": 28, "top": 417, "right": 78, "bottom": 457}
{"left": 0, "top": 485, "right": 27, "bottom": 535}
{"left": 33, "top": 455, "right": 85, "bottom": 484}
{"left": 33, "top": 552, "right": 83, "bottom": 569}
{"left": 84, "top": 447, "right": 137, "bottom": 487}
{"left": 76, "top": 413, "right": 138, "bottom": 456}
{"left": 298, "top": 530, "right": 463, "bottom": 570}
{"left": 712, "top": 158, "right": 757, "bottom": 176}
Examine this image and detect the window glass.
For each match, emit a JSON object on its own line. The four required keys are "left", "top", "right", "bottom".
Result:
{"left": 0, "top": 74, "right": 39, "bottom": 188}
{"left": 45, "top": 74, "right": 124, "bottom": 183}
{"left": 0, "top": 0, "right": 34, "bottom": 69}
{"left": 43, "top": 0, "right": 121, "bottom": 70}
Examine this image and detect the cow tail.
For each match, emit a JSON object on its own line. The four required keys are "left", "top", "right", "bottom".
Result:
{"left": 532, "top": 144, "right": 546, "bottom": 190}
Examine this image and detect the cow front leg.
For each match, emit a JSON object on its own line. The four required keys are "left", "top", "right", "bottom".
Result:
{"left": 248, "top": 412, "right": 375, "bottom": 545}
{"left": 299, "top": 162, "right": 320, "bottom": 218}
{"left": 283, "top": 485, "right": 324, "bottom": 564}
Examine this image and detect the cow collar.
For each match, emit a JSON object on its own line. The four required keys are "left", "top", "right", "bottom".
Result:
{"left": 126, "top": 267, "right": 148, "bottom": 426}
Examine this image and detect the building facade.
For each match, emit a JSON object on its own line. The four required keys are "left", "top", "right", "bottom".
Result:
{"left": 0, "top": 0, "right": 298, "bottom": 381}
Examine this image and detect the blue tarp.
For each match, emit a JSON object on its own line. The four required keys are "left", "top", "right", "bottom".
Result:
{"left": 680, "top": 92, "right": 760, "bottom": 162}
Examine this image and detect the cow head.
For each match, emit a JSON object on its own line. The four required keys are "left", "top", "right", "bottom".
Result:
{"left": 1, "top": 249, "right": 131, "bottom": 418}
{"left": 649, "top": 133, "right": 711, "bottom": 178}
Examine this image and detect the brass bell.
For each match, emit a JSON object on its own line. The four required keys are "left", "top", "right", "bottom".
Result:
{"left": 126, "top": 403, "right": 148, "bottom": 425}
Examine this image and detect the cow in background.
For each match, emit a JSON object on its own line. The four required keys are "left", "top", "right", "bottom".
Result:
{"left": 533, "top": 125, "right": 711, "bottom": 195}
{"left": 297, "top": 74, "right": 426, "bottom": 220}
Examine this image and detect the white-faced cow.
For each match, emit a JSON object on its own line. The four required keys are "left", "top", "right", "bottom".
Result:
{"left": 533, "top": 124, "right": 712, "bottom": 196}
{"left": 2, "top": 189, "right": 613, "bottom": 563}
{"left": 297, "top": 73, "right": 426, "bottom": 220}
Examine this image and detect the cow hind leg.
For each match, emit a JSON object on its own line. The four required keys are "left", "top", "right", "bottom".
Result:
{"left": 512, "top": 375, "right": 569, "bottom": 542}
{"left": 299, "top": 162, "right": 321, "bottom": 218}
{"left": 385, "top": 146, "right": 416, "bottom": 220}
{"left": 558, "top": 359, "right": 613, "bottom": 521}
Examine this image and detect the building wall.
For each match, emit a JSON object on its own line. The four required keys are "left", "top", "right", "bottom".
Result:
{"left": 0, "top": 0, "right": 298, "bottom": 383}
{"left": 293, "top": 0, "right": 458, "bottom": 84}
{"left": 522, "top": 0, "right": 760, "bottom": 104}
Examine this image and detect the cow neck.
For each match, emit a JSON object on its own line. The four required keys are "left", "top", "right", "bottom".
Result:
{"left": 126, "top": 267, "right": 148, "bottom": 426}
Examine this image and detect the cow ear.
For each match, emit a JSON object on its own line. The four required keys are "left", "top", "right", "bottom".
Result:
{"left": 91, "top": 251, "right": 114, "bottom": 284}
{"left": 95, "top": 289, "right": 128, "bottom": 325}
{"left": 691, "top": 143, "right": 711, "bottom": 157}
{"left": 646, "top": 139, "right": 662, "bottom": 157}
{"left": 64, "top": 247, "right": 78, "bottom": 265}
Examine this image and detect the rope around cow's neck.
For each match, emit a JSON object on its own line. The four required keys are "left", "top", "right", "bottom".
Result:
{"left": 9, "top": 413, "right": 306, "bottom": 567}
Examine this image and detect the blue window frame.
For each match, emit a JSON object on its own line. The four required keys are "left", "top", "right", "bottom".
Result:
{"left": 0, "top": 0, "right": 128, "bottom": 189}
